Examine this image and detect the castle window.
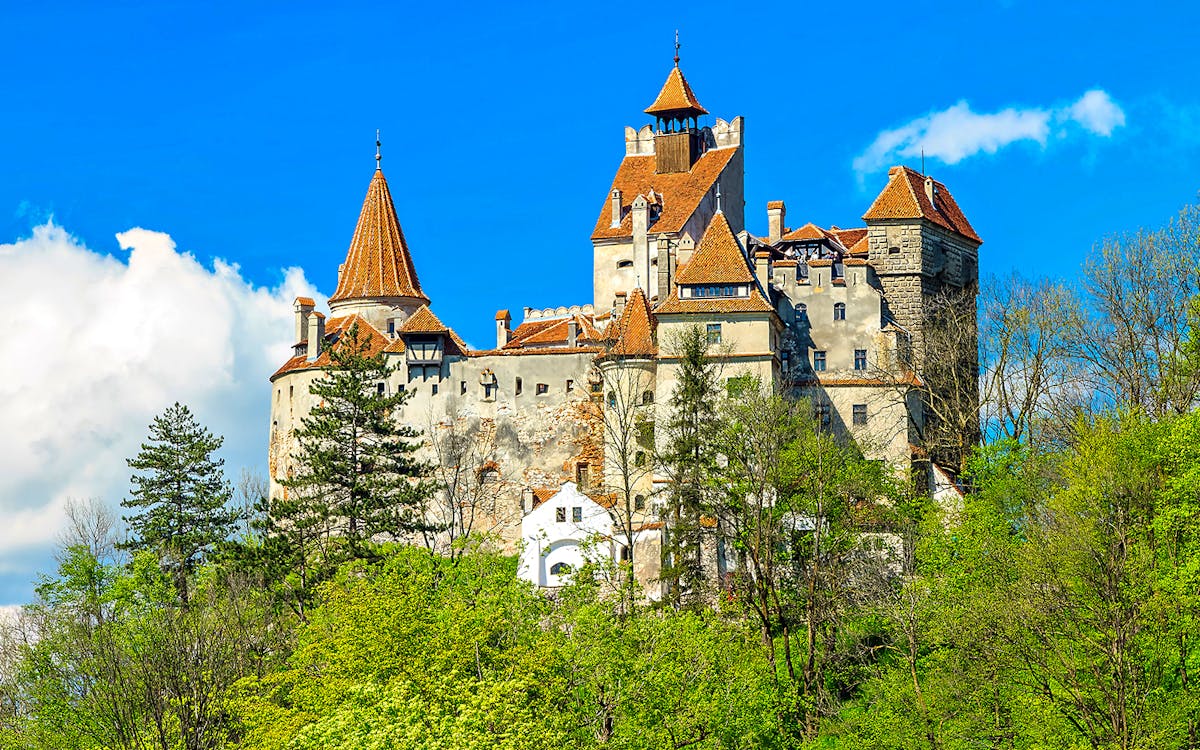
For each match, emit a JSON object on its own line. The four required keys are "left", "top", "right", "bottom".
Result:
{"left": 854, "top": 349, "right": 867, "bottom": 370}
{"left": 572, "top": 507, "right": 583, "bottom": 523}
{"left": 555, "top": 507, "right": 566, "bottom": 523}
{"left": 794, "top": 303, "right": 807, "bottom": 321}
{"left": 515, "top": 377, "right": 523, "bottom": 395}
{"left": 635, "top": 494, "right": 646, "bottom": 511}
{"left": 888, "top": 245, "right": 901, "bottom": 255}
{"left": 566, "top": 379, "right": 574, "bottom": 392}
{"left": 550, "top": 562, "right": 570, "bottom": 575}
{"left": 706, "top": 324, "right": 722, "bottom": 344}
{"left": 537, "top": 383, "right": 549, "bottom": 395}
{"left": 635, "top": 451, "right": 646, "bottom": 467}
{"left": 289, "top": 385, "right": 293, "bottom": 398}
{"left": 431, "top": 383, "right": 439, "bottom": 395}
{"left": 782, "top": 351, "right": 791, "bottom": 370}
{"left": 483, "top": 383, "right": 497, "bottom": 400}
{"left": 617, "top": 259, "right": 634, "bottom": 269}
{"left": 853, "top": 404, "right": 868, "bottom": 426}
{"left": 833, "top": 302, "right": 846, "bottom": 321}
{"left": 642, "top": 390, "right": 654, "bottom": 405}
{"left": 460, "top": 381, "right": 467, "bottom": 395}
{"left": 608, "top": 391, "right": 617, "bottom": 408}
{"left": 377, "top": 382, "right": 386, "bottom": 395}
{"left": 620, "top": 545, "right": 631, "bottom": 562}
{"left": 813, "top": 351, "right": 827, "bottom": 371}
{"left": 576, "top": 463, "right": 589, "bottom": 490}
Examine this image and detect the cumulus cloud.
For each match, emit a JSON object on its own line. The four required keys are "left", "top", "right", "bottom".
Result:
{"left": 0, "top": 223, "right": 321, "bottom": 603}
{"left": 853, "top": 89, "right": 1126, "bottom": 175}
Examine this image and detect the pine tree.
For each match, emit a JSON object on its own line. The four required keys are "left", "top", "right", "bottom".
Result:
{"left": 282, "top": 322, "right": 431, "bottom": 563}
{"left": 121, "top": 402, "right": 237, "bottom": 593}
{"left": 657, "top": 324, "right": 722, "bottom": 608}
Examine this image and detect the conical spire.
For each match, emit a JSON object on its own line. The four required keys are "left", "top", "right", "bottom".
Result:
{"left": 328, "top": 169, "right": 428, "bottom": 305}
{"left": 609, "top": 287, "right": 657, "bottom": 357}
{"left": 675, "top": 211, "right": 755, "bottom": 285}
{"left": 645, "top": 66, "right": 708, "bottom": 118}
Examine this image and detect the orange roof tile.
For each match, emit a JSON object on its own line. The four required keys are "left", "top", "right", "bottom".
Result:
{"left": 329, "top": 169, "right": 429, "bottom": 304}
{"left": 644, "top": 66, "right": 708, "bottom": 117}
{"left": 675, "top": 211, "right": 755, "bottom": 285}
{"left": 862, "top": 166, "right": 981, "bottom": 243}
{"left": 607, "top": 287, "right": 657, "bottom": 357}
{"left": 655, "top": 286, "right": 774, "bottom": 314}
{"left": 271, "top": 314, "right": 391, "bottom": 380}
{"left": 295, "top": 296, "right": 315, "bottom": 306}
{"left": 503, "top": 313, "right": 603, "bottom": 350}
{"left": 831, "top": 228, "right": 867, "bottom": 248}
{"left": 591, "top": 147, "right": 736, "bottom": 241}
{"left": 767, "top": 200, "right": 785, "bottom": 210}
{"left": 398, "top": 305, "right": 449, "bottom": 334}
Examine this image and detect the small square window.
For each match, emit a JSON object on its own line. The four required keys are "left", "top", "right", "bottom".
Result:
{"left": 813, "top": 351, "right": 827, "bottom": 371}
{"left": 566, "top": 379, "right": 574, "bottom": 392}
{"left": 536, "top": 383, "right": 549, "bottom": 395}
{"left": 833, "top": 303, "right": 846, "bottom": 321}
{"left": 460, "top": 380, "right": 467, "bottom": 395}
{"left": 854, "top": 349, "right": 867, "bottom": 370}
{"left": 635, "top": 494, "right": 645, "bottom": 511}
{"left": 571, "top": 507, "right": 582, "bottom": 523}
{"left": 431, "top": 383, "right": 439, "bottom": 395}
{"left": 642, "top": 390, "right": 654, "bottom": 405}
{"left": 706, "top": 323, "right": 722, "bottom": 344}
{"left": 555, "top": 507, "right": 566, "bottom": 523}
{"left": 377, "top": 382, "right": 386, "bottom": 395}
{"left": 853, "top": 404, "right": 868, "bottom": 425}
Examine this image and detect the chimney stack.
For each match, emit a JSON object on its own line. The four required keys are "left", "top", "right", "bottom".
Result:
{"left": 767, "top": 201, "right": 786, "bottom": 244}
{"left": 294, "top": 296, "right": 315, "bottom": 344}
{"left": 567, "top": 318, "right": 578, "bottom": 347}
{"left": 924, "top": 176, "right": 936, "bottom": 204}
{"left": 306, "top": 312, "right": 325, "bottom": 361}
{"left": 631, "top": 195, "right": 649, "bottom": 288}
{"left": 614, "top": 291, "right": 628, "bottom": 319}
{"left": 656, "top": 235, "right": 672, "bottom": 303}
{"left": 495, "top": 310, "right": 511, "bottom": 349}
{"left": 754, "top": 250, "right": 772, "bottom": 294}
{"left": 610, "top": 189, "right": 623, "bottom": 227}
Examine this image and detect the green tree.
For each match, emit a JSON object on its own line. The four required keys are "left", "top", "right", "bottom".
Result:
{"left": 276, "top": 323, "right": 431, "bottom": 617}
{"left": 121, "top": 402, "right": 236, "bottom": 601}
{"left": 657, "top": 324, "right": 723, "bottom": 609}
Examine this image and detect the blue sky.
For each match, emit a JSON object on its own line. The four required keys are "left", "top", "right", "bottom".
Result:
{"left": 2, "top": 0, "right": 1198, "bottom": 605}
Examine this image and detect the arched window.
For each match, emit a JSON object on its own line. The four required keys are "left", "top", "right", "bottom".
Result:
{"left": 617, "top": 259, "right": 634, "bottom": 269}
{"left": 642, "top": 390, "right": 654, "bottom": 405}
{"left": 607, "top": 391, "right": 617, "bottom": 408}
{"left": 833, "top": 302, "right": 846, "bottom": 321}
{"left": 635, "top": 494, "right": 645, "bottom": 511}
{"left": 549, "top": 562, "right": 571, "bottom": 576}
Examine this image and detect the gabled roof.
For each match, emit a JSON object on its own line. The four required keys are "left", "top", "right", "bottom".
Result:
{"left": 329, "top": 169, "right": 429, "bottom": 304}
{"left": 503, "top": 313, "right": 604, "bottom": 351}
{"left": 607, "top": 287, "right": 657, "bottom": 357}
{"left": 644, "top": 66, "right": 708, "bottom": 117}
{"left": 862, "top": 166, "right": 981, "bottom": 243}
{"left": 398, "top": 305, "right": 449, "bottom": 334}
{"left": 591, "top": 147, "right": 736, "bottom": 241}
{"left": 271, "top": 314, "right": 391, "bottom": 380}
{"left": 675, "top": 211, "right": 755, "bottom": 285}
{"left": 781, "top": 222, "right": 831, "bottom": 242}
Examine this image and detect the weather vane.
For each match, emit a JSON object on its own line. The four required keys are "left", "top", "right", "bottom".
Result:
{"left": 375, "top": 129, "right": 382, "bottom": 170}
{"left": 674, "top": 30, "right": 680, "bottom": 66}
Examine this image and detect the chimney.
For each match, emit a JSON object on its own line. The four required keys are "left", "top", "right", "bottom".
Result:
{"left": 656, "top": 235, "right": 672, "bottom": 302}
{"left": 614, "top": 291, "right": 628, "bottom": 319}
{"left": 294, "top": 296, "right": 315, "bottom": 344}
{"left": 495, "top": 309, "right": 511, "bottom": 349}
{"left": 754, "top": 250, "right": 771, "bottom": 293}
{"left": 610, "top": 189, "right": 623, "bottom": 227}
{"left": 631, "top": 195, "right": 649, "bottom": 288}
{"left": 567, "top": 318, "right": 578, "bottom": 347}
{"left": 306, "top": 312, "right": 325, "bottom": 361}
{"left": 521, "top": 488, "right": 534, "bottom": 514}
{"left": 924, "top": 176, "right": 936, "bottom": 204}
{"left": 767, "top": 201, "right": 786, "bottom": 244}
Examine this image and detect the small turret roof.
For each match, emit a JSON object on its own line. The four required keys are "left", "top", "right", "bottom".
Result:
{"left": 862, "top": 166, "right": 981, "bottom": 243}
{"left": 645, "top": 66, "right": 708, "bottom": 118}
{"left": 608, "top": 287, "right": 657, "bottom": 357}
{"left": 329, "top": 169, "right": 429, "bottom": 304}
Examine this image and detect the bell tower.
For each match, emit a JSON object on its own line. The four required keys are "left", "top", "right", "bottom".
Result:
{"left": 645, "top": 37, "right": 708, "bottom": 174}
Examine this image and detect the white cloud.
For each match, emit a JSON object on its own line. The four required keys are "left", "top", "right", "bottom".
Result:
{"left": 0, "top": 223, "right": 321, "bottom": 604}
{"left": 853, "top": 89, "right": 1126, "bottom": 175}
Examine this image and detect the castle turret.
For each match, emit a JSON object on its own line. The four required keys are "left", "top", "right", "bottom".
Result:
{"left": 327, "top": 154, "right": 429, "bottom": 331}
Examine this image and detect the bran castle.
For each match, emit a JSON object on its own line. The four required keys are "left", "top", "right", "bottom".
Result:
{"left": 268, "top": 59, "right": 980, "bottom": 593}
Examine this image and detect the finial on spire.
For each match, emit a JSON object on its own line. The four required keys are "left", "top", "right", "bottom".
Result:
{"left": 375, "top": 129, "right": 382, "bottom": 170}
{"left": 715, "top": 182, "right": 722, "bottom": 214}
{"left": 674, "top": 30, "right": 680, "bottom": 67}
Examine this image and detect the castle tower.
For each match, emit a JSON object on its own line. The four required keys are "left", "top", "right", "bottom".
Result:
{"left": 327, "top": 165, "right": 430, "bottom": 333}
{"left": 591, "top": 55, "right": 744, "bottom": 314}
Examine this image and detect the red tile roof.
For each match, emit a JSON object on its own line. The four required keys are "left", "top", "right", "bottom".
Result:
{"left": 329, "top": 169, "right": 429, "bottom": 304}
{"left": 644, "top": 66, "right": 708, "bottom": 117}
{"left": 271, "top": 314, "right": 391, "bottom": 380}
{"left": 398, "top": 305, "right": 449, "bottom": 334}
{"left": 591, "top": 147, "right": 736, "bottom": 241}
{"left": 502, "top": 313, "right": 603, "bottom": 351}
{"left": 607, "top": 287, "right": 657, "bottom": 357}
{"left": 674, "top": 211, "right": 755, "bottom": 285}
{"left": 295, "top": 296, "right": 315, "bottom": 307}
{"left": 862, "top": 166, "right": 981, "bottom": 243}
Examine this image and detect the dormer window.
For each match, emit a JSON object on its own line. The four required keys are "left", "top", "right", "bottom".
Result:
{"left": 681, "top": 284, "right": 750, "bottom": 299}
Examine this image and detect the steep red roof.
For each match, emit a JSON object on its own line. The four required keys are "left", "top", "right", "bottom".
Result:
{"left": 329, "top": 169, "right": 429, "bottom": 304}
{"left": 607, "top": 287, "right": 657, "bottom": 357}
{"left": 398, "top": 305, "right": 449, "bottom": 334}
{"left": 644, "top": 66, "right": 708, "bottom": 117}
{"left": 862, "top": 166, "right": 981, "bottom": 243}
{"left": 675, "top": 211, "right": 755, "bottom": 285}
{"left": 591, "top": 147, "right": 736, "bottom": 241}
{"left": 271, "top": 314, "right": 391, "bottom": 380}
{"left": 503, "top": 313, "right": 603, "bottom": 351}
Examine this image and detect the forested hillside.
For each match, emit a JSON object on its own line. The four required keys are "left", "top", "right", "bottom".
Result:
{"left": 3, "top": 207, "right": 1200, "bottom": 749}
